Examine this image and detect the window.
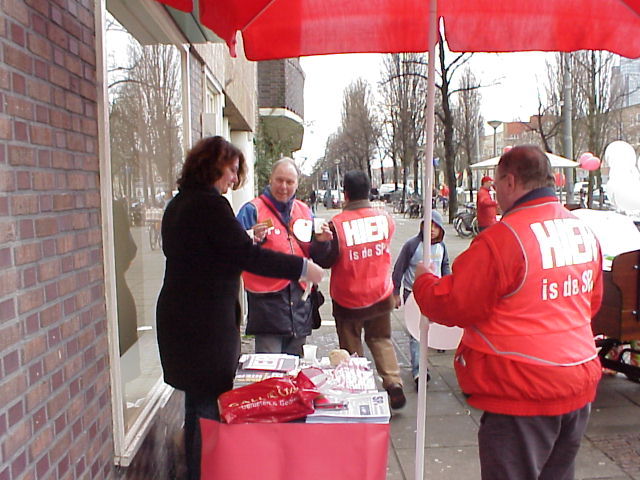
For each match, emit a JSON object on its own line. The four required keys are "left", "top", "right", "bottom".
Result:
{"left": 202, "top": 77, "right": 223, "bottom": 137}
{"left": 100, "top": 7, "right": 186, "bottom": 465}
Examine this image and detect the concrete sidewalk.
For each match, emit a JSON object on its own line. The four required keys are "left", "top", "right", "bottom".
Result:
{"left": 307, "top": 208, "right": 640, "bottom": 480}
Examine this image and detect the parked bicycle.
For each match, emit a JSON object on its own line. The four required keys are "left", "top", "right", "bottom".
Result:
{"left": 453, "top": 202, "right": 478, "bottom": 238}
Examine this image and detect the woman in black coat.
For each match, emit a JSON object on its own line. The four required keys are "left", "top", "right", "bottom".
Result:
{"left": 156, "top": 136, "right": 323, "bottom": 480}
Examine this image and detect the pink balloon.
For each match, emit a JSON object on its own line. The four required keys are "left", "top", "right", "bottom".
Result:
{"left": 579, "top": 152, "right": 594, "bottom": 165}
{"left": 581, "top": 156, "right": 601, "bottom": 171}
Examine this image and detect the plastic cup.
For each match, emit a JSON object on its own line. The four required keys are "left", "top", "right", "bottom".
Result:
{"left": 303, "top": 344, "right": 318, "bottom": 363}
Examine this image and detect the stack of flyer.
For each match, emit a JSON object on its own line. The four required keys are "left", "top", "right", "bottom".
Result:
{"left": 306, "top": 391, "right": 391, "bottom": 424}
{"left": 233, "top": 353, "right": 299, "bottom": 387}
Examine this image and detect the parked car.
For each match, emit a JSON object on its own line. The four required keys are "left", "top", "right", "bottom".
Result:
{"left": 323, "top": 189, "right": 344, "bottom": 209}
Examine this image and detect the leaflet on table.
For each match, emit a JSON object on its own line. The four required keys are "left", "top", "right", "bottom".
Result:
{"left": 306, "top": 392, "right": 391, "bottom": 424}
{"left": 233, "top": 370, "right": 286, "bottom": 388}
{"left": 240, "top": 353, "right": 299, "bottom": 372}
{"left": 323, "top": 359, "right": 377, "bottom": 393}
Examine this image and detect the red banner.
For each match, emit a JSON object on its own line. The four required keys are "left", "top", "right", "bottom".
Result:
{"left": 200, "top": 420, "right": 390, "bottom": 480}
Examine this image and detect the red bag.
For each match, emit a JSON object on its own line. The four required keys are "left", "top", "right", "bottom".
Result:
{"left": 218, "top": 371, "right": 319, "bottom": 424}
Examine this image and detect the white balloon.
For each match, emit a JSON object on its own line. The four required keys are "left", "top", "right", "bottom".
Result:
{"left": 404, "top": 293, "right": 463, "bottom": 350}
{"left": 603, "top": 140, "right": 640, "bottom": 212}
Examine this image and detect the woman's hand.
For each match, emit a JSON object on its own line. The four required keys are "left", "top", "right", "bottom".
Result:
{"left": 304, "top": 259, "right": 325, "bottom": 284}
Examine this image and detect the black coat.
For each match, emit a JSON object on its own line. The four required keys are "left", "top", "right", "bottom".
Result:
{"left": 156, "top": 185, "right": 303, "bottom": 397}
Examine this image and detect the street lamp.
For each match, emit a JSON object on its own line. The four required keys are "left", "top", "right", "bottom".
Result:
{"left": 488, "top": 120, "right": 502, "bottom": 157}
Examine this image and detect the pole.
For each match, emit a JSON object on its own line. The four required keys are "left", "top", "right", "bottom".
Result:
{"left": 562, "top": 52, "right": 574, "bottom": 202}
{"left": 488, "top": 120, "right": 502, "bottom": 158}
{"left": 416, "top": 0, "right": 437, "bottom": 478}
{"left": 492, "top": 127, "right": 497, "bottom": 157}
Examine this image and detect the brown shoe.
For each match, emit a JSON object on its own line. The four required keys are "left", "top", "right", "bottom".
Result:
{"left": 386, "top": 385, "right": 406, "bottom": 409}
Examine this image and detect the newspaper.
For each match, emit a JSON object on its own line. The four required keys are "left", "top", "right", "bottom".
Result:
{"left": 241, "top": 353, "right": 299, "bottom": 372}
{"left": 306, "top": 392, "right": 390, "bottom": 424}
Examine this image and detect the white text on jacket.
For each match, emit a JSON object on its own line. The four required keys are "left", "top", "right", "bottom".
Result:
{"left": 530, "top": 218, "right": 598, "bottom": 269}
{"left": 341, "top": 215, "right": 390, "bottom": 247}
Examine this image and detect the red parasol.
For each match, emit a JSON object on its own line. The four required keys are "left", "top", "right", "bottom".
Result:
{"left": 156, "top": 0, "right": 640, "bottom": 60}
{"left": 152, "top": 1, "right": 640, "bottom": 478}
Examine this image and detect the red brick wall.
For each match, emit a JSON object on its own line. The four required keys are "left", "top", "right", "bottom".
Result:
{"left": 0, "top": 1, "right": 115, "bottom": 478}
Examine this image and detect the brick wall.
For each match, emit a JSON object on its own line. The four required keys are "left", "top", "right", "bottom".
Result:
{"left": 257, "top": 59, "right": 304, "bottom": 119}
{"left": 0, "top": 1, "right": 114, "bottom": 478}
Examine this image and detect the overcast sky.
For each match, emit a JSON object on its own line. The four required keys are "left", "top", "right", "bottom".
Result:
{"left": 294, "top": 51, "right": 556, "bottom": 172}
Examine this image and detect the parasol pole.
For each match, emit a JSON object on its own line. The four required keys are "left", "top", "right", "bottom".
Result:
{"left": 415, "top": 0, "right": 437, "bottom": 478}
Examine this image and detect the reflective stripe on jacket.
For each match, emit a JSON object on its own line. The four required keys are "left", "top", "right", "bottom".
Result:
{"left": 461, "top": 201, "right": 600, "bottom": 367}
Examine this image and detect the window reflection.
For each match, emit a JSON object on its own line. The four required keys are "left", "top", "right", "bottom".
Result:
{"left": 106, "top": 13, "right": 183, "bottom": 430}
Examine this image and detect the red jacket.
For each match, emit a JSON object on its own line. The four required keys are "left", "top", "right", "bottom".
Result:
{"left": 330, "top": 208, "right": 394, "bottom": 308}
{"left": 476, "top": 186, "right": 498, "bottom": 228}
{"left": 242, "top": 197, "right": 311, "bottom": 293}
{"left": 413, "top": 193, "right": 603, "bottom": 416}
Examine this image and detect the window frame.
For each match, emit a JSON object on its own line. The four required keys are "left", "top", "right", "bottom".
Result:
{"left": 96, "top": 0, "right": 191, "bottom": 466}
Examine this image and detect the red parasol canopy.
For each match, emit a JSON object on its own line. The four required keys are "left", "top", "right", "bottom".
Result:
{"left": 151, "top": 1, "right": 640, "bottom": 478}
{"left": 156, "top": 0, "right": 640, "bottom": 60}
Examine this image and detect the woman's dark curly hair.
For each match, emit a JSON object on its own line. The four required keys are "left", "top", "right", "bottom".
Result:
{"left": 176, "top": 136, "right": 247, "bottom": 190}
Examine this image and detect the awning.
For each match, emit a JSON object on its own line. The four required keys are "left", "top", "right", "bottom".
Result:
{"left": 470, "top": 152, "right": 580, "bottom": 170}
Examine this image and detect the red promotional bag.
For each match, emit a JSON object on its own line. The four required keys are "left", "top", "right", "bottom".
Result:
{"left": 218, "top": 371, "right": 319, "bottom": 424}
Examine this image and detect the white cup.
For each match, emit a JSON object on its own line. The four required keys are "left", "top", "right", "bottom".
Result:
{"left": 313, "top": 218, "right": 325, "bottom": 234}
{"left": 303, "top": 344, "right": 318, "bottom": 363}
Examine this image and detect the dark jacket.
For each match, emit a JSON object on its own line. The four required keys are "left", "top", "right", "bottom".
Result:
{"left": 237, "top": 187, "right": 313, "bottom": 337}
{"left": 156, "top": 185, "right": 304, "bottom": 397}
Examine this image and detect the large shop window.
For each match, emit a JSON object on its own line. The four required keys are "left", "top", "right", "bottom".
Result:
{"left": 104, "top": 10, "right": 184, "bottom": 464}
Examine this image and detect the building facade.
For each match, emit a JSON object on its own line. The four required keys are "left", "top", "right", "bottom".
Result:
{"left": 0, "top": 1, "right": 276, "bottom": 478}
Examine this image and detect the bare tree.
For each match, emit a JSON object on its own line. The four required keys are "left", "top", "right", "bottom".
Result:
{"left": 571, "top": 51, "right": 622, "bottom": 207}
{"left": 339, "top": 79, "right": 380, "bottom": 181}
{"left": 433, "top": 35, "right": 476, "bottom": 221}
{"left": 453, "top": 67, "right": 483, "bottom": 201}
{"left": 108, "top": 38, "right": 182, "bottom": 206}
{"left": 379, "top": 53, "right": 427, "bottom": 209}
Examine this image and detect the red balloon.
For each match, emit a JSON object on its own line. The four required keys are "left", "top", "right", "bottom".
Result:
{"left": 578, "top": 152, "right": 594, "bottom": 165}
{"left": 581, "top": 156, "right": 601, "bottom": 171}
{"left": 554, "top": 172, "right": 565, "bottom": 187}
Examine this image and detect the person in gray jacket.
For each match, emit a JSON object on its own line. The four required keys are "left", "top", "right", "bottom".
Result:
{"left": 392, "top": 210, "right": 450, "bottom": 387}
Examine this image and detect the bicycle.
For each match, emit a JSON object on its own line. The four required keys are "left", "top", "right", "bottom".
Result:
{"left": 453, "top": 203, "right": 478, "bottom": 238}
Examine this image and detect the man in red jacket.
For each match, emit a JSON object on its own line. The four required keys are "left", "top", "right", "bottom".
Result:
{"left": 476, "top": 175, "right": 498, "bottom": 231}
{"left": 413, "top": 145, "right": 603, "bottom": 480}
{"left": 312, "top": 170, "right": 406, "bottom": 409}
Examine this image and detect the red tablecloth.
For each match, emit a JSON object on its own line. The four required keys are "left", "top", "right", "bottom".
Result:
{"left": 200, "top": 419, "right": 390, "bottom": 480}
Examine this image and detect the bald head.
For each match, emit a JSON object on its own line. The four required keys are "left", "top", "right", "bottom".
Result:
{"left": 270, "top": 157, "right": 299, "bottom": 202}
{"left": 495, "top": 145, "right": 555, "bottom": 212}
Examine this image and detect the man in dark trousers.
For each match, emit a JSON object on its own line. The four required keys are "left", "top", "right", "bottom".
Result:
{"left": 312, "top": 170, "right": 406, "bottom": 409}
{"left": 237, "top": 158, "right": 319, "bottom": 356}
{"left": 413, "top": 145, "right": 603, "bottom": 479}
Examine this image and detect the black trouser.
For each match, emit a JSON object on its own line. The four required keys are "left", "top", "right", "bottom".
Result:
{"left": 478, "top": 403, "right": 591, "bottom": 480}
{"left": 184, "top": 392, "right": 220, "bottom": 480}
